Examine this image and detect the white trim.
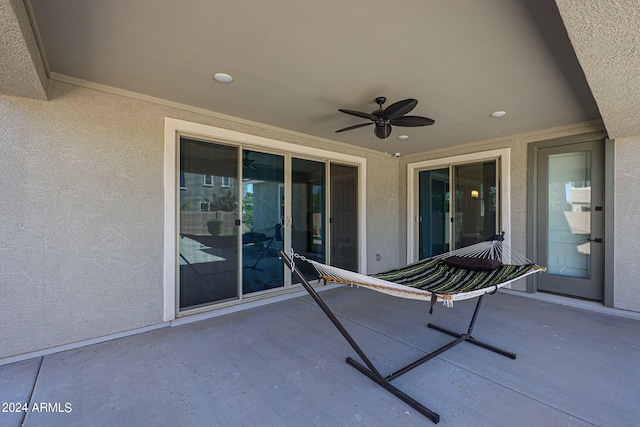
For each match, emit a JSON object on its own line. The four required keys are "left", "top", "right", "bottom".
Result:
{"left": 406, "top": 148, "right": 511, "bottom": 263}
{"left": 163, "top": 118, "right": 367, "bottom": 322}
{"left": 163, "top": 122, "right": 178, "bottom": 322}
{"left": 170, "top": 284, "right": 342, "bottom": 327}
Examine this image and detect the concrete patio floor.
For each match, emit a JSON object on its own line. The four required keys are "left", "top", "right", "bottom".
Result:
{"left": 1, "top": 287, "right": 639, "bottom": 426}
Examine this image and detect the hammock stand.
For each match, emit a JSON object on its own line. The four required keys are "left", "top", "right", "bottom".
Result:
{"left": 277, "top": 235, "right": 545, "bottom": 424}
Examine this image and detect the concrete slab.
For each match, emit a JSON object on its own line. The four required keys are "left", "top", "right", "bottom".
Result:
{"left": 0, "top": 357, "right": 42, "bottom": 427}
{"left": 1, "top": 288, "right": 639, "bottom": 426}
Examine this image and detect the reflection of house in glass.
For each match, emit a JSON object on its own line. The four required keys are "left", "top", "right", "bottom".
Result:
{"left": 564, "top": 186, "right": 591, "bottom": 256}
{"left": 180, "top": 172, "right": 239, "bottom": 236}
{"left": 563, "top": 186, "right": 591, "bottom": 257}
{"left": 549, "top": 181, "right": 591, "bottom": 278}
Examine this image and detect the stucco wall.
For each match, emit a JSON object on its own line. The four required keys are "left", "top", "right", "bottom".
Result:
{"left": 613, "top": 136, "right": 640, "bottom": 312}
{"left": 0, "top": 81, "right": 400, "bottom": 360}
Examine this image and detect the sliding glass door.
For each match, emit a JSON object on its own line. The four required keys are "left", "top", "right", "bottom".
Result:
{"left": 330, "top": 163, "right": 358, "bottom": 271}
{"left": 178, "top": 139, "right": 359, "bottom": 312}
{"left": 417, "top": 160, "right": 498, "bottom": 259}
{"left": 241, "top": 150, "right": 285, "bottom": 294}
{"left": 291, "top": 158, "right": 326, "bottom": 282}
{"left": 179, "top": 138, "right": 240, "bottom": 310}
{"left": 453, "top": 161, "right": 497, "bottom": 248}
{"left": 418, "top": 168, "right": 450, "bottom": 259}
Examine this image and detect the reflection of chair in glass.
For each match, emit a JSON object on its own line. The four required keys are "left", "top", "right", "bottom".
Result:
{"left": 243, "top": 224, "right": 283, "bottom": 270}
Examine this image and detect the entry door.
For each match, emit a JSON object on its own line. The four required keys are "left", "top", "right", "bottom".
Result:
{"left": 535, "top": 141, "right": 604, "bottom": 301}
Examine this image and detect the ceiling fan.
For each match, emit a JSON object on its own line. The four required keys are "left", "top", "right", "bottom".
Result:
{"left": 336, "top": 97, "right": 435, "bottom": 139}
{"left": 243, "top": 151, "right": 257, "bottom": 170}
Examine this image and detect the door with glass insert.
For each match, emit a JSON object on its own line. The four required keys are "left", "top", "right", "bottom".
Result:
{"left": 535, "top": 141, "right": 604, "bottom": 300}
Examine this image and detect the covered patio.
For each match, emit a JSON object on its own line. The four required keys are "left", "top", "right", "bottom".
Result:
{"left": 2, "top": 287, "right": 638, "bottom": 426}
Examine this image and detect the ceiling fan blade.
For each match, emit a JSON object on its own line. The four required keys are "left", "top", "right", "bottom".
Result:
{"left": 390, "top": 115, "right": 435, "bottom": 127}
{"left": 338, "top": 109, "right": 377, "bottom": 121}
{"left": 383, "top": 98, "right": 417, "bottom": 120}
{"left": 374, "top": 124, "right": 392, "bottom": 139}
{"left": 335, "top": 122, "right": 374, "bottom": 133}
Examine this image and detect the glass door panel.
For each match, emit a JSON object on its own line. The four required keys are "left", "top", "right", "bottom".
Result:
{"left": 241, "top": 150, "right": 285, "bottom": 294}
{"left": 291, "top": 158, "right": 326, "bottom": 282}
{"left": 547, "top": 151, "right": 591, "bottom": 278}
{"left": 453, "top": 161, "right": 497, "bottom": 248}
{"left": 418, "top": 168, "right": 450, "bottom": 259}
{"left": 330, "top": 163, "right": 358, "bottom": 270}
{"left": 179, "top": 138, "right": 239, "bottom": 310}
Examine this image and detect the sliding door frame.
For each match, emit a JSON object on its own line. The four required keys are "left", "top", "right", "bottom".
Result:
{"left": 164, "top": 118, "right": 367, "bottom": 321}
{"left": 406, "top": 148, "right": 511, "bottom": 264}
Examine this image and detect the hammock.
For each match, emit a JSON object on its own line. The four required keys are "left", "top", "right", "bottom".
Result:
{"left": 298, "top": 234, "right": 545, "bottom": 312}
{"left": 278, "top": 234, "right": 546, "bottom": 424}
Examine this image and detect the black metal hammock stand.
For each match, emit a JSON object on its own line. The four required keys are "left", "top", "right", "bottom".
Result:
{"left": 278, "top": 234, "right": 545, "bottom": 424}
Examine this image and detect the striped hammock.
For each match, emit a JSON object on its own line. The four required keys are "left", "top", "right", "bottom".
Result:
{"left": 297, "top": 235, "right": 546, "bottom": 310}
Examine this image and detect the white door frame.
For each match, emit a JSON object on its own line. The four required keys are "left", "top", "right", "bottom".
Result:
{"left": 163, "top": 118, "right": 367, "bottom": 321}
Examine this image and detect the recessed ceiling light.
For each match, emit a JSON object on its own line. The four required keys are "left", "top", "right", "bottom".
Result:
{"left": 490, "top": 111, "right": 506, "bottom": 118}
{"left": 397, "top": 135, "right": 409, "bottom": 140}
{"left": 213, "top": 73, "right": 233, "bottom": 83}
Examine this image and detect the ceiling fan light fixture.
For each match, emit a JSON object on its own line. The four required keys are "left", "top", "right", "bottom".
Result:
{"left": 490, "top": 110, "right": 506, "bottom": 118}
{"left": 213, "top": 72, "right": 233, "bottom": 83}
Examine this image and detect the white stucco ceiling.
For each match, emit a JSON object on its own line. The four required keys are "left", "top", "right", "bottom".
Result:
{"left": 4, "top": 0, "right": 635, "bottom": 154}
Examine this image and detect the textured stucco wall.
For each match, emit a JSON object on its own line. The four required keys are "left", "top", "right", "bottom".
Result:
{"left": 0, "top": 0, "right": 48, "bottom": 99}
{"left": 613, "top": 137, "right": 640, "bottom": 312}
{"left": 0, "top": 80, "right": 400, "bottom": 360}
{"left": 555, "top": 0, "right": 640, "bottom": 139}
{"left": 365, "top": 153, "right": 400, "bottom": 274}
{"left": 0, "top": 84, "right": 165, "bottom": 359}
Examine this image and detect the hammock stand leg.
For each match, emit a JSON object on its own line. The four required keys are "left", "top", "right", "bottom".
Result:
{"left": 426, "top": 294, "right": 517, "bottom": 360}
{"left": 278, "top": 251, "right": 440, "bottom": 424}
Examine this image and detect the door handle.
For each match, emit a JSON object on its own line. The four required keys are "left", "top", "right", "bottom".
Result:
{"left": 586, "top": 238, "right": 603, "bottom": 243}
